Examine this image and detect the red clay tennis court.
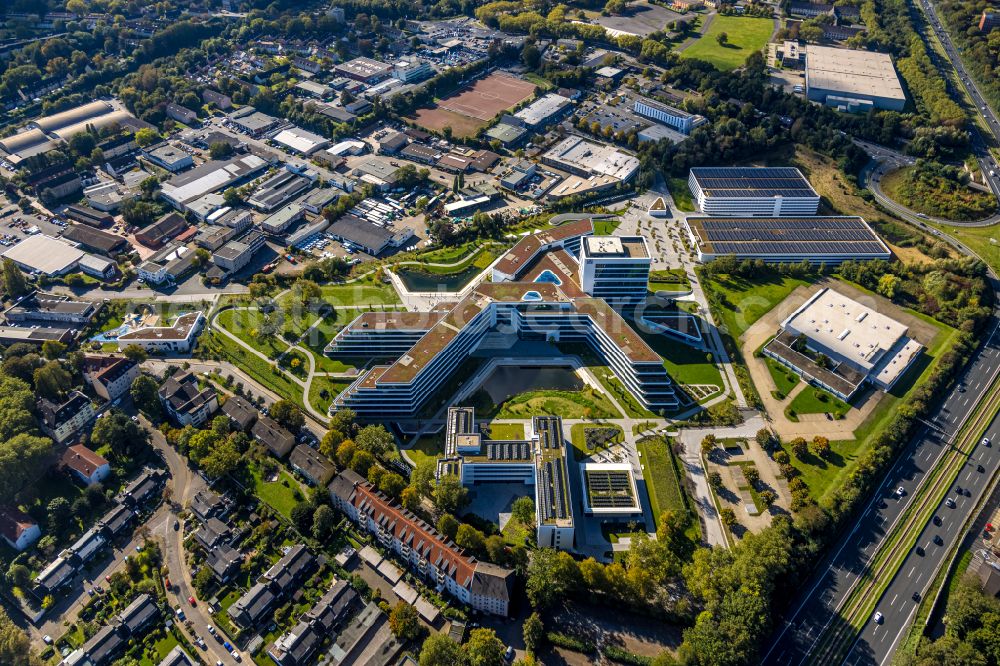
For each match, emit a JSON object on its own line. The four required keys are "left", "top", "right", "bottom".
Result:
{"left": 408, "top": 71, "right": 537, "bottom": 138}
{"left": 438, "top": 72, "right": 537, "bottom": 120}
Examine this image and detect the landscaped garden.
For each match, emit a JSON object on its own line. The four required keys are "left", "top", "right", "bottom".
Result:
{"left": 636, "top": 436, "right": 689, "bottom": 521}
{"left": 764, "top": 356, "right": 800, "bottom": 398}
{"left": 785, "top": 386, "right": 851, "bottom": 421}
{"left": 569, "top": 422, "right": 624, "bottom": 461}
{"left": 465, "top": 387, "right": 622, "bottom": 420}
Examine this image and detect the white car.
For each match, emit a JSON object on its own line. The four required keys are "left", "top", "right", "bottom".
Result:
{"left": 896, "top": 486, "right": 905, "bottom": 497}
{"left": 983, "top": 437, "right": 992, "bottom": 447}
{"left": 873, "top": 611, "right": 884, "bottom": 624}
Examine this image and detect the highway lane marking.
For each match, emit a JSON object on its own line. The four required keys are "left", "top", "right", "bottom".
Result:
{"left": 890, "top": 594, "right": 897, "bottom": 605}
{"left": 907, "top": 565, "right": 915, "bottom": 578}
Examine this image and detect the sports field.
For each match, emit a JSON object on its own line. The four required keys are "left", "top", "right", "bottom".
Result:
{"left": 409, "top": 72, "right": 536, "bottom": 138}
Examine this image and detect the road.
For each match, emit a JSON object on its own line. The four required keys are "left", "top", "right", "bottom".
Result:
{"left": 763, "top": 312, "right": 1000, "bottom": 666}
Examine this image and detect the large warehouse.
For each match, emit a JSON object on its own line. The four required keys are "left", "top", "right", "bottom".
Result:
{"left": 687, "top": 167, "right": 820, "bottom": 216}
{"left": 764, "top": 288, "right": 923, "bottom": 399}
{"left": 685, "top": 216, "right": 891, "bottom": 264}
{"left": 159, "top": 155, "right": 268, "bottom": 213}
{"left": 805, "top": 45, "right": 906, "bottom": 112}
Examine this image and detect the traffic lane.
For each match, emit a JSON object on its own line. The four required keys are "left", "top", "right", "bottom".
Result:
{"left": 844, "top": 433, "right": 1000, "bottom": 666}
{"left": 763, "top": 430, "right": 950, "bottom": 665}
{"left": 766, "top": 333, "right": 1000, "bottom": 664}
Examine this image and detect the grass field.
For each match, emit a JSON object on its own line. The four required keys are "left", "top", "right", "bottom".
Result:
{"left": 667, "top": 177, "right": 696, "bottom": 212}
{"left": 485, "top": 422, "right": 525, "bottom": 440}
{"left": 681, "top": 16, "right": 774, "bottom": 70}
{"left": 215, "top": 308, "right": 290, "bottom": 359}
{"left": 765, "top": 356, "right": 800, "bottom": 397}
{"left": 648, "top": 268, "right": 691, "bottom": 293}
{"left": 594, "top": 218, "right": 622, "bottom": 235}
{"left": 250, "top": 465, "right": 303, "bottom": 519}
{"left": 405, "top": 433, "right": 444, "bottom": 469}
{"left": 466, "top": 387, "right": 622, "bottom": 419}
{"left": 631, "top": 317, "right": 724, "bottom": 388}
{"left": 199, "top": 330, "right": 307, "bottom": 412}
{"left": 637, "top": 437, "right": 688, "bottom": 521}
{"left": 569, "top": 422, "right": 624, "bottom": 461}
{"left": 928, "top": 221, "right": 1000, "bottom": 273}
{"left": 319, "top": 277, "right": 400, "bottom": 307}
{"left": 703, "top": 273, "right": 812, "bottom": 339}
{"left": 308, "top": 376, "right": 353, "bottom": 414}
{"left": 785, "top": 386, "right": 851, "bottom": 420}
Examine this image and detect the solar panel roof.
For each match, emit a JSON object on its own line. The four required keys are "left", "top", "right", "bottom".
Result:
{"left": 688, "top": 216, "right": 891, "bottom": 257}
{"left": 691, "top": 167, "right": 819, "bottom": 199}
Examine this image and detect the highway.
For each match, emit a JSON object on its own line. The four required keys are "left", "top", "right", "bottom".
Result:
{"left": 762, "top": 312, "right": 1000, "bottom": 666}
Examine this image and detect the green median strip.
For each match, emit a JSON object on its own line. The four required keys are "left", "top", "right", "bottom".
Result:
{"left": 809, "top": 372, "right": 1000, "bottom": 664}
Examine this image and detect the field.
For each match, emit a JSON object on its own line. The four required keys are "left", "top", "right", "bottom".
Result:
{"left": 680, "top": 16, "right": 774, "bottom": 70}
{"left": 408, "top": 72, "right": 536, "bottom": 138}
{"left": 636, "top": 437, "right": 688, "bottom": 521}
{"left": 785, "top": 386, "right": 851, "bottom": 421}
{"left": 667, "top": 177, "right": 696, "bottom": 211}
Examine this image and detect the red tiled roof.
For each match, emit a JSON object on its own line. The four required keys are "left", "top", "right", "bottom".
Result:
{"left": 60, "top": 444, "right": 109, "bottom": 478}
{"left": 349, "top": 481, "right": 475, "bottom": 587}
{"left": 0, "top": 505, "right": 37, "bottom": 542}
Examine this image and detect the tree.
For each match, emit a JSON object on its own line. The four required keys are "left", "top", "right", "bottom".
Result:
{"left": 349, "top": 450, "right": 375, "bottom": 477}
{"left": 121, "top": 199, "right": 158, "bottom": 227}
{"left": 456, "top": 524, "right": 485, "bottom": 551}
{"left": 755, "top": 429, "right": 772, "bottom": 449}
{"left": 41, "top": 340, "right": 66, "bottom": 360}
{"left": 290, "top": 502, "right": 315, "bottom": 534}
{"left": 192, "top": 566, "right": 214, "bottom": 597}
{"left": 2, "top": 259, "right": 27, "bottom": 297}
{"left": 512, "top": 496, "right": 535, "bottom": 524}
{"left": 437, "top": 513, "right": 459, "bottom": 540}
{"left": 355, "top": 424, "right": 394, "bottom": 455}
{"left": 526, "top": 548, "right": 579, "bottom": 609}
{"left": 760, "top": 490, "right": 778, "bottom": 508}
{"left": 33, "top": 361, "right": 72, "bottom": 401}
{"left": 312, "top": 504, "right": 336, "bottom": 541}
{"left": 717, "top": 32, "right": 729, "bottom": 46}
{"left": 209, "top": 141, "right": 235, "bottom": 159}
{"left": 134, "top": 127, "right": 161, "bottom": 147}
{"left": 708, "top": 471, "right": 723, "bottom": 490}
{"left": 223, "top": 187, "right": 242, "bottom": 207}
{"left": 877, "top": 273, "right": 900, "bottom": 299}
{"left": 47, "top": 497, "right": 71, "bottom": 533}
{"left": 466, "top": 628, "right": 506, "bottom": 666}
{"left": 604, "top": 0, "right": 626, "bottom": 14}
{"left": 336, "top": 440, "right": 357, "bottom": 468}
{"left": 7, "top": 563, "right": 29, "bottom": 589}
{"left": 122, "top": 345, "right": 148, "bottom": 363}
{"left": 701, "top": 435, "right": 717, "bottom": 455}
{"left": 320, "top": 429, "right": 344, "bottom": 458}
{"left": 719, "top": 507, "right": 737, "bottom": 530}
{"left": 419, "top": 634, "right": 464, "bottom": 666}
{"left": 811, "top": 436, "right": 831, "bottom": 459}
{"left": 0, "top": 434, "right": 53, "bottom": 504}
{"left": 92, "top": 411, "right": 149, "bottom": 460}
{"left": 433, "top": 475, "right": 469, "bottom": 515}
{"left": 130, "top": 375, "right": 160, "bottom": 417}
{"left": 389, "top": 601, "right": 421, "bottom": 641}
{"left": 0, "top": 606, "right": 40, "bottom": 666}
{"left": 378, "top": 472, "right": 406, "bottom": 498}
{"left": 270, "top": 400, "right": 304, "bottom": 431}
{"left": 523, "top": 612, "right": 544, "bottom": 654}
{"left": 790, "top": 437, "right": 809, "bottom": 459}
{"left": 201, "top": 439, "right": 241, "bottom": 478}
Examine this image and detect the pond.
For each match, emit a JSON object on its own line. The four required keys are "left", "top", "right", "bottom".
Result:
{"left": 479, "top": 366, "right": 583, "bottom": 403}
{"left": 396, "top": 265, "right": 482, "bottom": 292}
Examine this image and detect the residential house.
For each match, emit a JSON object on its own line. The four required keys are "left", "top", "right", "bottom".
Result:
{"left": 289, "top": 445, "right": 335, "bottom": 486}
{"left": 220, "top": 395, "right": 257, "bottom": 431}
{"left": 189, "top": 489, "right": 232, "bottom": 523}
{"left": 252, "top": 415, "right": 296, "bottom": 458}
{"left": 61, "top": 444, "right": 111, "bottom": 486}
{"left": 158, "top": 371, "right": 218, "bottom": 426}
{"left": 0, "top": 505, "right": 40, "bottom": 551}
{"left": 82, "top": 356, "right": 140, "bottom": 402}
{"left": 119, "top": 469, "right": 164, "bottom": 509}
{"left": 36, "top": 391, "right": 95, "bottom": 445}
{"left": 166, "top": 103, "right": 198, "bottom": 125}
{"left": 205, "top": 544, "right": 243, "bottom": 583}
{"left": 194, "top": 517, "right": 232, "bottom": 551}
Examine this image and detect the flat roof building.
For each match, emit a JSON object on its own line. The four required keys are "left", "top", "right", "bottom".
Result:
{"left": 144, "top": 143, "right": 194, "bottom": 172}
{"left": 688, "top": 167, "right": 820, "bottom": 216}
{"left": 2, "top": 234, "right": 85, "bottom": 276}
{"left": 632, "top": 95, "right": 707, "bottom": 134}
{"left": 764, "top": 287, "right": 924, "bottom": 400}
{"left": 513, "top": 93, "right": 572, "bottom": 128}
{"left": 542, "top": 136, "right": 639, "bottom": 182}
{"left": 272, "top": 127, "right": 330, "bottom": 155}
{"left": 336, "top": 57, "right": 394, "bottom": 83}
{"left": 685, "top": 216, "right": 891, "bottom": 264}
{"left": 160, "top": 155, "right": 268, "bottom": 212}
{"left": 805, "top": 45, "right": 906, "bottom": 112}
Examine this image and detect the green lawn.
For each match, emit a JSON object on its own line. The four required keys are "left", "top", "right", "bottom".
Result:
{"left": 681, "top": 15, "right": 774, "bottom": 70}
{"left": 765, "top": 356, "right": 800, "bottom": 398}
{"left": 630, "top": 315, "right": 724, "bottom": 390}
{"left": 199, "top": 330, "right": 306, "bottom": 411}
{"left": 319, "top": 277, "right": 401, "bottom": 307}
{"left": 308, "top": 376, "right": 353, "bottom": 414}
{"left": 251, "top": 466, "right": 304, "bottom": 519}
{"left": 667, "top": 178, "right": 696, "bottom": 212}
{"left": 637, "top": 437, "right": 687, "bottom": 521}
{"left": 215, "top": 308, "right": 290, "bottom": 359}
{"left": 569, "top": 423, "right": 624, "bottom": 461}
{"left": 785, "top": 386, "right": 851, "bottom": 421}
{"left": 648, "top": 268, "right": 691, "bottom": 293}
{"left": 703, "top": 273, "right": 812, "bottom": 339}
{"left": 594, "top": 218, "right": 622, "bottom": 235}
{"left": 479, "top": 388, "right": 622, "bottom": 419}
{"left": 928, "top": 221, "right": 1000, "bottom": 274}
{"left": 404, "top": 433, "right": 444, "bottom": 469}
{"left": 485, "top": 422, "right": 525, "bottom": 440}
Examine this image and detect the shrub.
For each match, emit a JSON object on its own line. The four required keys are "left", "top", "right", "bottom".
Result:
{"left": 603, "top": 645, "right": 652, "bottom": 665}
{"left": 546, "top": 631, "right": 595, "bottom": 654}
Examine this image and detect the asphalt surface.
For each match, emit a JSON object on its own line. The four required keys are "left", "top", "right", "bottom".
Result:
{"left": 762, "top": 313, "right": 1000, "bottom": 666}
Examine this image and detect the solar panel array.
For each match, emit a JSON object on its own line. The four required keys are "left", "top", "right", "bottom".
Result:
{"left": 697, "top": 218, "right": 888, "bottom": 256}
{"left": 534, "top": 416, "right": 569, "bottom": 522}
{"left": 586, "top": 470, "right": 636, "bottom": 508}
{"left": 692, "top": 167, "right": 817, "bottom": 199}
{"left": 486, "top": 442, "right": 532, "bottom": 461}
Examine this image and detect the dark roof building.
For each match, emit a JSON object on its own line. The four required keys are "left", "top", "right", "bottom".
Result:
{"left": 36, "top": 390, "right": 96, "bottom": 445}
{"left": 220, "top": 395, "right": 258, "bottom": 431}
{"left": 97, "top": 504, "right": 134, "bottom": 536}
{"left": 119, "top": 468, "right": 164, "bottom": 508}
{"left": 289, "top": 444, "right": 335, "bottom": 486}
{"left": 158, "top": 370, "right": 219, "bottom": 426}
{"left": 189, "top": 488, "right": 232, "bottom": 523}
{"left": 252, "top": 415, "right": 296, "bottom": 458}
{"left": 228, "top": 581, "right": 277, "bottom": 628}
{"left": 194, "top": 517, "right": 232, "bottom": 551}
{"left": 135, "top": 213, "right": 190, "bottom": 248}
{"left": 263, "top": 544, "right": 317, "bottom": 594}
{"left": 328, "top": 214, "right": 409, "bottom": 256}
{"left": 64, "top": 204, "right": 114, "bottom": 228}
{"left": 62, "top": 225, "right": 129, "bottom": 255}
{"left": 205, "top": 543, "right": 243, "bottom": 583}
